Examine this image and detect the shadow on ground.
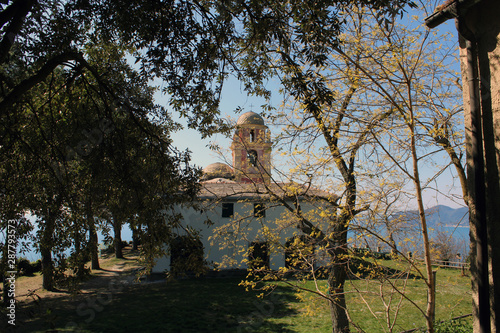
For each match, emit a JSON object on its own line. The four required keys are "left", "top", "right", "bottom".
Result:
{"left": 7, "top": 274, "right": 300, "bottom": 333}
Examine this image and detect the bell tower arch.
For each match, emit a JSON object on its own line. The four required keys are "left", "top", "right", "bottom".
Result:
{"left": 230, "top": 112, "right": 272, "bottom": 184}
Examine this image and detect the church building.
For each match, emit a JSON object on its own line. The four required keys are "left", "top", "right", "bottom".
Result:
{"left": 152, "top": 111, "right": 333, "bottom": 274}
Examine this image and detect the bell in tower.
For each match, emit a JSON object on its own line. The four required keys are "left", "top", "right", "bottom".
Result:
{"left": 230, "top": 111, "right": 272, "bottom": 184}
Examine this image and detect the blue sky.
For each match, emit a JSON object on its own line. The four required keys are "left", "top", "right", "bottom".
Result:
{"left": 157, "top": 12, "right": 465, "bottom": 209}
{"left": 163, "top": 76, "right": 272, "bottom": 170}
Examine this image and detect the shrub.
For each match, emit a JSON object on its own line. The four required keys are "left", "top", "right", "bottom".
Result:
{"left": 437, "top": 318, "right": 472, "bottom": 333}
{"left": 419, "top": 317, "right": 472, "bottom": 333}
{"left": 17, "top": 258, "right": 42, "bottom": 276}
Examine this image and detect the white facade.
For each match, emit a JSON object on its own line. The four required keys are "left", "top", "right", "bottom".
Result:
{"left": 152, "top": 196, "right": 326, "bottom": 273}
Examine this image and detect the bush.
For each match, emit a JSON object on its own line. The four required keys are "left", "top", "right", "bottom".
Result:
{"left": 436, "top": 318, "right": 472, "bottom": 333}
{"left": 17, "top": 258, "right": 42, "bottom": 276}
{"left": 418, "top": 317, "right": 472, "bottom": 333}
{"left": 32, "top": 259, "right": 42, "bottom": 273}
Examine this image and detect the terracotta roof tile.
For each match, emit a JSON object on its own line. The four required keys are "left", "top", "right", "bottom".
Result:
{"left": 198, "top": 181, "right": 336, "bottom": 202}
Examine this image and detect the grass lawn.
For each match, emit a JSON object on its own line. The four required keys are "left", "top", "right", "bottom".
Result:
{"left": 9, "top": 257, "right": 472, "bottom": 333}
{"left": 284, "top": 266, "right": 472, "bottom": 332}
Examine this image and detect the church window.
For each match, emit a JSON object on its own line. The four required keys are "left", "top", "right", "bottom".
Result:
{"left": 222, "top": 203, "right": 234, "bottom": 218}
{"left": 254, "top": 203, "right": 265, "bottom": 218}
{"left": 248, "top": 150, "right": 258, "bottom": 167}
{"left": 250, "top": 129, "right": 255, "bottom": 142}
{"left": 248, "top": 241, "right": 269, "bottom": 269}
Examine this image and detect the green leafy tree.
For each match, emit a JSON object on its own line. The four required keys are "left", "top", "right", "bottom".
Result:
{"left": 2, "top": 0, "right": 416, "bottom": 133}
{"left": 0, "top": 38, "right": 201, "bottom": 289}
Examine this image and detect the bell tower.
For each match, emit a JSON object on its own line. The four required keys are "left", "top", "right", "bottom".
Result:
{"left": 230, "top": 111, "right": 272, "bottom": 184}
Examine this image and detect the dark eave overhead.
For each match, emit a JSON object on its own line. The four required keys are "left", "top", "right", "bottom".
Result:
{"left": 425, "top": 0, "right": 483, "bottom": 29}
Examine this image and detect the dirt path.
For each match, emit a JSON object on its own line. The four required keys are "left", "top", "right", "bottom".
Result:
{"left": 4, "top": 247, "right": 146, "bottom": 332}
{"left": 14, "top": 246, "right": 144, "bottom": 303}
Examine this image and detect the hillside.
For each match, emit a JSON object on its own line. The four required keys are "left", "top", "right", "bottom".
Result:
{"left": 424, "top": 205, "right": 469, "bottom": 229}
{"left": 353, "top": 205, "right": 470, "bottom": 256}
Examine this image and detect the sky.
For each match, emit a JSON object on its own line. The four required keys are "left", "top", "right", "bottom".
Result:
{"left": 156, "top": 11, "right": 466, "bottom": 210}
{"left": 160, "top": 76, "right": 271, "bottom": 170}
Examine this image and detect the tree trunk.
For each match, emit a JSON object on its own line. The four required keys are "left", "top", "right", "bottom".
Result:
{"left": 326, "top": 217, "right": 350, "bottom": 333}
{"left": 112, "top": 213, "right": 123, "bottom": 259}
{"left": 85, "top": 199, "right": 100, "bottom": 270}
{"left": 296, "top": 210, "right": 351, "bottom": 333}
{"left": 74, "top": 225, "right": 86, "bottom": 277}
{"left": 40, "top": 209, "right": 57, "bottom": 291}
{"left": 40, "top": 243, "right": 54, "bottom": 291}
{"left": 131, "top": 224, "right": 139, "bottom": 251}
{"left": 327, "top": 252, "right": 349, "bottom": 332}
{"left": 387, "top": 229, "right": 398, "bottom": 256}
{"left": 410, "top": 109, "right": 435, "bottom": 333}
{"left": 83, "top": 193, "right": 100, "bottom": 270}
{"left": 88, "top": 224, "right": 100, "bottom": 270}
{"left": 416, "top": 193, "right": 436, "bottom": 332}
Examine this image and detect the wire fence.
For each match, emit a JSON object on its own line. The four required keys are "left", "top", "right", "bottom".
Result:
{"left": 413, "top": 258, "right": 470, "bottom": 271}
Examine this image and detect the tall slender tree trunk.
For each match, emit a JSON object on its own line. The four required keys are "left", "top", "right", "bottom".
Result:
{"left": 112, "top": 213, "right": 123, "bottom": 259}
{"left": 86, "top": 199, "right": 100, "bottom": 270}
{"left": 413, "top": 175, "right": 436, "bottom": 332}
{"left": 41, "top": 208, "right": 57, "bottom": 291}
{"left": 409, "top": 107, "right": 435, "bottom": 333}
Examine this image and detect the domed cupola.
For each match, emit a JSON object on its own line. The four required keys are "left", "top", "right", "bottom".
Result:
{"left": 202, "top": 162, "right": 234, "bottom": 181}
{"left": 236, "top": 111, "right": 266, "bottom": 126}
{"left": 230, "top": 111, "right": 272, "bottom": 184}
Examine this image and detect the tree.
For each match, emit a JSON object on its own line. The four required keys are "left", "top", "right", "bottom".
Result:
{"left": 0, "top": 38, "right": 201, "bottom": 289}
{"left": 1, "top": 64, "right": 74, "bottom": 290}
{"left": 209, "top": 2, "right": 465, "bottom": 332}
{"left": 322, "top": 2, "right": 464, "bottom": 332}
{"left": 1, "top": 0, "right": 418, "bottom": 132}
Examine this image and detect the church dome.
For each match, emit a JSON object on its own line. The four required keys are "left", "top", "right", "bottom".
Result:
{"left": 236, "top": 111, "right": 265, "bottom": 126}
{"left": 202, "top": 162, "right": 234, "bottom": 180}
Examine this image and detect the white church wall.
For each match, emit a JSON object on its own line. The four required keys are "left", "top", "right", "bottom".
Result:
{"left": 152, "top": 200, "right": 324, "bottom": 273}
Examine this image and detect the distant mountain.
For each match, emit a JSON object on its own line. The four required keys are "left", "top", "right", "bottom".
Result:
{"left": 392, "top": 205, "right": 468, "bottom": 228}
{"left": 381, "top": 205, "right": 470, "bottom": 254}
{"left": 424, "top": 205, "right": 469, "bottom": 229}
{"left": 350, "top": 205, "right": 470, "bottom": 256}
{"left": 398, "top": 205, "right": 470, "bottom": 245}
